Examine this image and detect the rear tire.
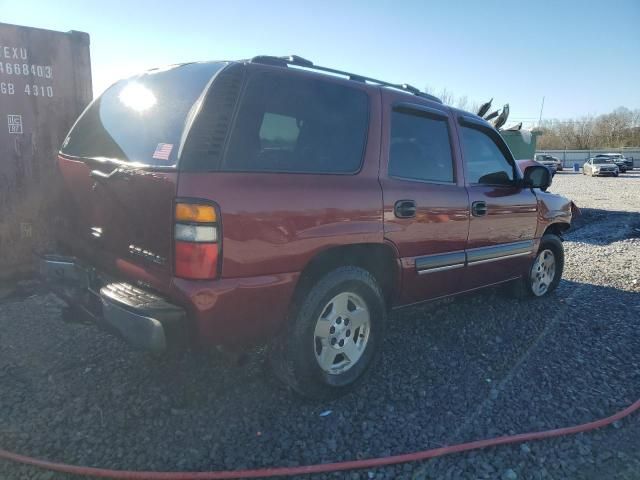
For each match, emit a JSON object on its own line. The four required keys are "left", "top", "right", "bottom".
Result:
{"left": 270, "top": 267, "right": 386, "bottom": 399}
{"left": 510, "top": 234, "right": 564, "bottom": 299}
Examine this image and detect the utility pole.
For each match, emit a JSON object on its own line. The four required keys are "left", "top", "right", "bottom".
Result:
{"left": 538, "top": 96, "right": 545, "bottom": 127}
{"left": 538, "top": 95, "right": 544, "bottom": 127}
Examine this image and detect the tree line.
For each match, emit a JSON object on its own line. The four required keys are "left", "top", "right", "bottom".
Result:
{"left": 424, "top": 86, "right": 640, "bottom": 150}
{"left": 536, "top": 107, "right": 640, "bottom": 150}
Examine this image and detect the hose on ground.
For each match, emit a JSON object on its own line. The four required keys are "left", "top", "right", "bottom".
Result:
{"left": 1, "top": 398, "right": 638, "bottom": 479}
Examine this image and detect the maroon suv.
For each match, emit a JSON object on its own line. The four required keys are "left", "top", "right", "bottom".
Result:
{"left": 42, "top": 55, "right": 572, "bottom": 398}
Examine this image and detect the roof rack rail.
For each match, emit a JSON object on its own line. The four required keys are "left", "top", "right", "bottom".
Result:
{"left": 249, "top": 55, "right": 443, "bottom": 104}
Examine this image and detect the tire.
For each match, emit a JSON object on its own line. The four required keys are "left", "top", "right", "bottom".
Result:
{"left": 614, "top": 172, "right": 619, "bottom": 177}
{"left": 270, "top": 267, "right": 386, "bottom": 399}
{"left": 510, "top": 234, "right": 564, "bottom": 299}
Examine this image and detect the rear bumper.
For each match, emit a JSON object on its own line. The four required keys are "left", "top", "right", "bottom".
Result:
{"left": 40, "top": 252, "right": 300, "bottom": 349}
{"left": 40, "top": 254, "right": 185, "bottom": 352}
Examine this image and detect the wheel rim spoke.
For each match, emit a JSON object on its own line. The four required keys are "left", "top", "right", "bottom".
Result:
{"left": 348, "top": 307, "right": 368, "bottom": 330}
{"left": 331, "top": 292, "right": 350, "bottom": 316}
{"left": 317, "top": 346, "right": 337, "bottom": 370}
{"left": 342, "top": 340, "right": 361, "bottom": 364}
{"left": 314, "top": 318, "right": 332, "bottom": 338}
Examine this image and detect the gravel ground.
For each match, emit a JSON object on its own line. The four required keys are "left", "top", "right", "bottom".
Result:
{"left": 1, "top": 171, "right": 639, "bottom": 480}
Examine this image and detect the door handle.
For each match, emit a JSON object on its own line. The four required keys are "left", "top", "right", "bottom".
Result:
{"left": 472, "top": 201, "right": 487, "bottom": 217}
{"left": 394, "top": 200, "right": 416, "bottom": 219}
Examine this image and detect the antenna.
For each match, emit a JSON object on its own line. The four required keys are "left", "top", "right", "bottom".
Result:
{"left": 538, "top": 96, "right": 545, "bottom": 127}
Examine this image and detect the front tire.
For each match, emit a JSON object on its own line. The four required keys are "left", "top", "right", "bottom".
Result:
{"left": 511, "top": 234, "right": 564, "bottom": 299}
{"left": 270, "top": 267, "right": 386, "bottom": 399}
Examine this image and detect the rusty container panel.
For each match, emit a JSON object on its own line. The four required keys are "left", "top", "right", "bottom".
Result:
{"left": 0, "top": 22, "right": 92, "bottom": 279}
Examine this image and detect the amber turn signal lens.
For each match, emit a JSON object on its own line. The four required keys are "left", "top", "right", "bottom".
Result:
{"left": 175, "top": 203, "right": 216, "bottom": 223}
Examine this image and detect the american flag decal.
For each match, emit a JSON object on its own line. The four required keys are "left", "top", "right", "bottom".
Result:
{"left": 152, "top": 143, "right": 173, "bottom": 161}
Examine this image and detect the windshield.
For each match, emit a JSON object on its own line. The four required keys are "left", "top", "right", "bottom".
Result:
{"left": 61, "top": 62, "right": 226, "bottom": 166}
{"left": 593, "top": 158, "right": 612, "bottom": 164}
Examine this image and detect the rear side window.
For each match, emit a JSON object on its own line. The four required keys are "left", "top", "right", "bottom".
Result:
{"left": 460, "top": 125, "right": 515, "bottom": 185}
{"left": 388, "top": 109, "right": 454, "bottom": 183}
{"left": 222, "top": 72, "right": 369, "bottom": 173}
{"left": 61, "top": 62, "right": 225, "bottom": 166}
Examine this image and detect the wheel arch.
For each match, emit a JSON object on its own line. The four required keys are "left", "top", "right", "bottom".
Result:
{"left": 292, "top": 243, "right": 400, "bottom": 310}
{"left": 543, "top": 222, "right": 570, "bottom": 239}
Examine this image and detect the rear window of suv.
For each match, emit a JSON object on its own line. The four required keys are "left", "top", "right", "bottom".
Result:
{"left": 61, "top": 62, "right": 226, "bottom": 166}
{"left": 222, "top": 72, "right": 369, "bottom": 173}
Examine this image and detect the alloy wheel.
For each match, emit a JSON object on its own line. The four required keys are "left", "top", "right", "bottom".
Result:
{"left": 530, "top": 249, "right": 556, "bottom": 296}
{"left": 313, "top": 292, "right": 371, "bottom": 375}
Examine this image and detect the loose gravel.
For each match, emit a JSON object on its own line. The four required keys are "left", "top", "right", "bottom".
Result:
{"left": 1, "top": 171, "right": 639, "bottom": 480}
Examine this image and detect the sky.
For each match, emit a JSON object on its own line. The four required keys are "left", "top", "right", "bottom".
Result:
{"left": 2, "top": 0, "right": 639, "bottom": 127}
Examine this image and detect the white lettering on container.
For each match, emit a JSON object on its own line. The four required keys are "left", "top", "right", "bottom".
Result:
{"left": 0, "top": 46, "right": 28, "bottom": 60}
{"left": 0, "top": 45, "right": 55, "bottom": 98}
{"left": 7, "top": 114, "right": 23, "bottom": 134}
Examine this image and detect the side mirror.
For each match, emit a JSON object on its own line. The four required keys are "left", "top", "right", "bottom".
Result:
{"left": 523, "top": 165, "right": 551, "bottom": 189}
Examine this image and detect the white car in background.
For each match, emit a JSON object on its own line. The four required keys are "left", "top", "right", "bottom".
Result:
{"left": 583, "top": 157, "right": 619, "bottom": 177}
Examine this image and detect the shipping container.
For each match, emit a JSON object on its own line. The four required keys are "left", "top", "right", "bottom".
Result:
{"left": 0, "top": 22, "right": 92, "bottom": 280}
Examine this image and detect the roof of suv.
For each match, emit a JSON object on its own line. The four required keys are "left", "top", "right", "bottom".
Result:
{"left": 246, "top": 55, "right": 444, "bottom": 104}
{"left": 137, "top": 57, "right": 479, "bottom": 122}
{"left": 135, "top": 58, "right": 495, "bottom": 132}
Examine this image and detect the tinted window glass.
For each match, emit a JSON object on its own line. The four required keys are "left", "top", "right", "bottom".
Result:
{"left": 61, "top": 62, "right": 225, "bottom": 166}
{"left": 388, "top": 109, "right": 454, "bottom": 183}
{"left": 460, "top": 126, "right": 514, "bottom": 185}
{"left": 223, "top": 73, "right": 368, "bottom": 173}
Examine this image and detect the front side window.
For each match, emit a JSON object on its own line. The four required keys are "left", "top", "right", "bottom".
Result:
{"left": 460, "top": 125, "right": 515, "bottom": 185}
{"left": 388, "top": 109, "right": 454, "bottom": 183}
{"left": 222, "top": 72, "right": 369, "bottom": 173}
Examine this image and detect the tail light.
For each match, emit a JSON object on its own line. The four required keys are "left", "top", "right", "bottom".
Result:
{"left": 174, "top": 201, "right": 220, "bottom": 279}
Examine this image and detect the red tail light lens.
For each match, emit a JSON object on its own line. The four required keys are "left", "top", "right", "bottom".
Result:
{"left": 175, "top": 242, "right": 219, "bottom": 279}
{"left": 174, "top": 201, "right": 220, "bottom": 280}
